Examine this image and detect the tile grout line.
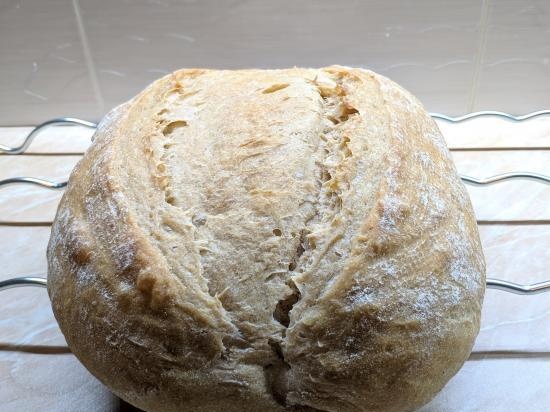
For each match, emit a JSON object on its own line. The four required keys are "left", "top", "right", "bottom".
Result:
{"left": 71, "top": 0, "right": 105, "bottom": 117}
{"left": 467, "top": 0, "right": 491, "bottom": 113}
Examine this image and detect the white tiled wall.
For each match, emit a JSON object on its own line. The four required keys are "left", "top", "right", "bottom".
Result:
{"left": 1, "top": 0, "right": 549, "bottom": 124}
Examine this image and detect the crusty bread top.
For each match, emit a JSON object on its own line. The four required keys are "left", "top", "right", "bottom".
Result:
{"left": 47, "top": 66, "right": 485, "bottom": 412}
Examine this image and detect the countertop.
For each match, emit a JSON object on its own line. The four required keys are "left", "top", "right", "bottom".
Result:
{"left": 0, "top": 115, "right": 549, "bottom": 411}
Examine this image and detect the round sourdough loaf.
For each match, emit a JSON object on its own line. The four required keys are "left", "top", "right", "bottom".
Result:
{"left": 47, "top": 66, "right": 485, "bottom": 412}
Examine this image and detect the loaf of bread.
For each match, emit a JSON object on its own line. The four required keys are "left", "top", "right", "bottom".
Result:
{"left": 47, "top": 66, "right": 485, "bottom": 412}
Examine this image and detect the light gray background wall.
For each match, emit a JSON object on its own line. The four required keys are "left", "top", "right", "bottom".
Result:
{"left": 1, "top": 0, "right": 549, "bottom": 125}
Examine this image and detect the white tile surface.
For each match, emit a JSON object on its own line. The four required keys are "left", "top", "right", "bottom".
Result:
{"left": 0, "top": 277, "right": 119, "bottom": 411}
{"left": 78, "top": 0, "right": 481, "bottom": 115}
{"left": 477, "top": 225, "right": 550, "bottom": 352}
{"left": 454, "top": 151, "right": 550, "bottom": 220}
{"left": 473, "top": 27, "right": 550, "bottom": 114}
{"left": 0, "top": 0, "right": 101, "bottom": 125}
{"left": 0, "top": 156, "right": 80, "bottom": 222}
{"left": 489, "top": 0, "right": 550, "bottom": 29}
{"left": 2, "top": 0, "right": 550, "bottom": 124}
{"left": 0, "top": 123, "right": 93, "bottom": 153}
{"left": 420, "top": 357, "right": 550, "bottom": 412}
{"left": 436, "top": 116, "right": 550, "bottom": 148}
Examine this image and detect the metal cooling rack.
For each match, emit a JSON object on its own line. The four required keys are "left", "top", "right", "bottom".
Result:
{"left": 0, "top": 112, "right": 549, "bottom": 295}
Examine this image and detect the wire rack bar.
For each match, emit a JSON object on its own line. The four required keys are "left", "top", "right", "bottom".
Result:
{"left": 0, "top": 118, "right": 97, "bottom": 155}
{"left": 431, "top": 110, "right": 550, "bottom": 123}
{"left": 0, "top": 177, "right": 68, "bottom": 190}
{"left": 2, "top": 276, "right": 549, "bottom": 295}
{"left": 461, "top": 172, "right": 550, "bottom": 186}
{"left": 0, "top": 277, "right": 47, "bottom": 290}
{"left": 486, "top": 278, "right": 550, "bottom": 295}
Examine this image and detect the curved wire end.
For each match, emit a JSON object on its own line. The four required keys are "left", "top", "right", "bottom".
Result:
{"left": 0, "top": 277, "right": 48, "bottom": 291}
{"left": 0, "top": 177, "right": 68, "bottom": 190}
{"left": 460, "top": 172, "right": 550, "bottom": 186}
{"left": 0, "top": 117, "right": 97, "bottom": 155}
{"left": 431, "top": 110, "right": 550, "bottom": 123}
{"left": 486, "top": 278, "right": 550, "bottom": 295}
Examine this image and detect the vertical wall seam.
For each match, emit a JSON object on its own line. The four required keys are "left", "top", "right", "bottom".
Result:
{"left": 72, "top": 0, "right": 105, "bottom": 119}
{"left": 468, "top": 0, "right": 491, "bottom": 113}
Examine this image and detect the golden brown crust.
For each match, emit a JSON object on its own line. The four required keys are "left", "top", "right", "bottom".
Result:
{"left": 47, "top": 66, "right": 485, "bottom": 412}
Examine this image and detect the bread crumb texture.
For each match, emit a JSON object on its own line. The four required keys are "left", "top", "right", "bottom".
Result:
{"left": 47, "top": 66, "right": 485, "bottom": 412}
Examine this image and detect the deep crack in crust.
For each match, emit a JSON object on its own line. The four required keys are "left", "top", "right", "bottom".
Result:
{"left": 47, "top": 67, "right": 485, "bottom": 412}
